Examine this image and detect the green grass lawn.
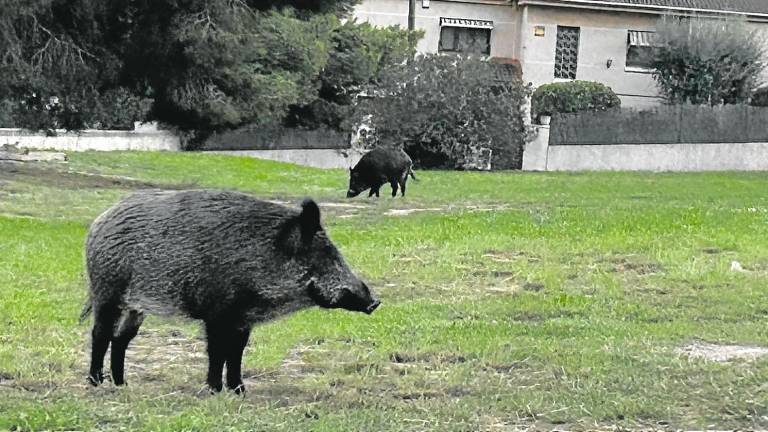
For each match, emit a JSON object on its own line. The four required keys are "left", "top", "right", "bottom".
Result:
{"left": 1, "top": 152, "right": 767, "bottom": 431}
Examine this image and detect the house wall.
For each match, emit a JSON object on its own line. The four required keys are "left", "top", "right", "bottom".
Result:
{"left": 354, "top": 0, "right": 521, "bottom": 59}
{"left": 353, "top": 1, "right": 662, "bottom": 107}
{"left": 522, "top": 5, "right": 661, "bottom": 107}
{"left": 354, "top": 1, "right": 768, "bottom": 109}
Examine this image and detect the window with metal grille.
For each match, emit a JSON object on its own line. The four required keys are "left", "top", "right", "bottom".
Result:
{"left": 554, "top": 26, "right": 580, "bottom": 79}
{"left": 439, "top": 27, "right": 491, "bottom": 55}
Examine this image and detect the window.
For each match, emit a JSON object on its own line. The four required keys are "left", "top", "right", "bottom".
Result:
{"left": 554, "top": 26, "right": 580, "bottom": 80}
{"left": 439, "top": 18, "right": 493, "bottom": 56}
{"left": 626, "top": 30, "right": 657, "bottom": 71}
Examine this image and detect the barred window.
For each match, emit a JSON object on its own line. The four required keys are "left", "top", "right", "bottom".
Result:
{"left": 554, "top": 26, "right": 580, "bottom": 79}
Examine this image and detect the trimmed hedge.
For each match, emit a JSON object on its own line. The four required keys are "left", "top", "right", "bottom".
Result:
{"left": 531, "top": 81, "right": 621, "bottom": 122}
{"left": 750, "top": 87, "right": 768, "bottom": 107}
{"left": 550, "top": 104, "right": 768, "bottom": 146}
{"left": 200, "top": 126, "right": 350, "bottom": 151}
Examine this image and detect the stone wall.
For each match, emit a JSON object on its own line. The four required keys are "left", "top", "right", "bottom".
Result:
{"left": 0, "top": 123, "right": 180, "bottom": 152}
{"left": 523, "top": 126, "right": 768, "bottom": 171}
{"left": 204, "top": 148, "right": 365, "bottom": 170}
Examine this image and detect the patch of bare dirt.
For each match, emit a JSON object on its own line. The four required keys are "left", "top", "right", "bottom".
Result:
{"left": 676, "top": 341, "right": 768, "bottom": 362}
{"left": 607, "top": 255, "right": 663, "bottom": 276}
{"left": 384, "top": 204, "right": 514, "bottom": 217}
{"left": 482, "top": 250, "right": 540, "bottom": 264}
{"left": 389, "top": 352, "right": 470, "bottom": 365}
{"left": 0, "top": 161, "right": 193, "bottom": 190}
{"left": 384, "top": 208, "right": 442, "bottom": 216}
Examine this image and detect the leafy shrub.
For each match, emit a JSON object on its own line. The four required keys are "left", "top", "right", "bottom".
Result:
{"left": 7, "top": 87, "right": 152, "bottom": 131}
{"left": 750, "top": 86, "right": 768, "bottom": 107}
{"left": 284, "top": 20, "right": 418, "bottom": 131}
{"left": 357, "top": 54, "right": 531, "bottom": 170}
{"left": 0, "top": 99, "right": 13, "bottom": 127}
{"left": 531, "top": 80, "right": 621, "bottom": 121}
{"left": 650, "top": 15, "right": 766, "bottom": 105}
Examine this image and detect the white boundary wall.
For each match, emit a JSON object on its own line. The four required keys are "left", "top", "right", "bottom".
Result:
{"left": 523, "top": 126, "right": 768, "bottom": 172}
{"left": 0, "top": 123, "right": 180, "bottom": 152}
{"left": 205, "top": 148, "right": 366, "bottom": 170}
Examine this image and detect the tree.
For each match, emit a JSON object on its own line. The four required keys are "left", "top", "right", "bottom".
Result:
{"left": 284, "top": 20, "right": 416, "bottom": 131}
{"left": 650, "top": 15, "right": 766, "bottom": 105}
{"left": 357, "top": 54, "right": 531, "bottom": 169}
{"left": 0, "top": 0, "right": 132, "bottom": 130}
{"left": 0, "top": 0, "right": 364, "bottom": 135}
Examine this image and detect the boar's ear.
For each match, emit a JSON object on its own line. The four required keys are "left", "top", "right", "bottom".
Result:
{"left": 299, "top": 198, "right": 321, "bottom": 242}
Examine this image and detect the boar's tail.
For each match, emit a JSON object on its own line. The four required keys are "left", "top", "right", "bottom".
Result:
{"left": 408, "top": 166, "right": 418, "bottom": 181}
{"left": 79, "top": 297, "right": 93, "bottom": 323}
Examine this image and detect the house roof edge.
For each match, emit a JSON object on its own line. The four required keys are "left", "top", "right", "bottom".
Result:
{"left": 517, "top": 0, "right": 768, "bottom": 19}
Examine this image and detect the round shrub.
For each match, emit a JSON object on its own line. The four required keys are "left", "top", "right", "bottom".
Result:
{"left": 356, "top": 54, "right": 531, "bottom": 170}
{"left": 750, "top": 86, "right": 768, "bottom": 107}
{"left": 531, "top": 80, "right": 621, "bottom": 122}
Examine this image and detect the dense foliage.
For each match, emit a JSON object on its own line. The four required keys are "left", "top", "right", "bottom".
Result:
{"left": 531, "top": 81, "right": 621, "bottom": 122}
{"left": 284, "top": 21, "right": 415, "bottom": 131}
{"left": 357, "top": 54, "right": 531, "bottom": 170}
{"left": 0, "top": 0, "right": 414, "bottom": 138}
{"left": 750, "top": 86, "right": 768, "bottom": 107}
{"left": 650, "top": 15, "right": 766, "bottom": 105}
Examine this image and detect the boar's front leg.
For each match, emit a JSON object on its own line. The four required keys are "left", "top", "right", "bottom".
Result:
{"left": 390, "top": 180, "right": 398, "bottom": 197}
{"left": 205, "top": 321, "right": 251, "bottom": 394}
{"left": 205, "top": 321, "right": 228, "bottom": 392}
{"left": 225, "top": 326, "right": 251, "bottom": 394}
{"left": 110, "top": 309, "right": 144, "bottom": 386}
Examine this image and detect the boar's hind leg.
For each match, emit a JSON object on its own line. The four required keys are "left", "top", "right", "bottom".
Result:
{"left": 110, "top": 309, "right": 144, "bottom": 386}
{"left": 398, "top": 175, "right": 407, "bottom": 197}
{"left": 390, "top": 181, "right": 398, "bottom": 197}
{"left": 225, "top": 327, "right": 251, "bottom": 394}
{"left": 88, "top": 303, "right": 119, "bottom": 386}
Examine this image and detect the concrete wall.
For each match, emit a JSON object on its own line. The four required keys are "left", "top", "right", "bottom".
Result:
{"left": 354, "top": 0, "right": 521, "bottom": 59}
{"left": 522, "top": 126, "right": 768, "bottom": 171}
{"left": 205, "top": 148, "right": 366, "bottom": 170}
{"left": 521, "top": 5, "right": 661, "bottom": 107}
{"left": 0, "top": 124, "right": 180, "bottom": 152}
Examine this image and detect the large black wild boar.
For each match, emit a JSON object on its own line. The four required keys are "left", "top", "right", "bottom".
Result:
{"left": 81, "top": 190, "right": 379, "bottom": 393}
{"left": 347, "top": 146, "right": 416, "bottom": 198}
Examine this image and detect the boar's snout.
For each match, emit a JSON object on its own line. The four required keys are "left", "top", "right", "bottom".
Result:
{"left": 365, "top": 299, "right": 381, "bottom": 314}
{"left": 346, "top": 189, "right": 359, "bottom": 198}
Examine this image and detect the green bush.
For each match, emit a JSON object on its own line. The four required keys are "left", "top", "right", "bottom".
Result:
{"left": 7, "top": 87, "right": 152, "bottom": 131}
{"left": 531, "top": 81, "right": 621, "bottom": 121}
{"left": 357, "top": 54, "right": 531, "bottom": 170}
{"left": 0, "top": 99, "right": 13, "bottom": 127}
{"left": 650, "top": 15, "right": 766, "bottom": 105}
{"left": 750, "top": 87, "right": 768, "bottom": 107}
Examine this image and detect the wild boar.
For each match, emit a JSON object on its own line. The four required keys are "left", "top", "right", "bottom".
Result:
{"left": 346, "top": 146, "right": 416, "bottom": 198}
{"left": 81, "top": 190, "right": 379, "bottom": 393}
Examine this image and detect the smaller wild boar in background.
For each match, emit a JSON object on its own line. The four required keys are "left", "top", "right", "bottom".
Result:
{"left": 81, "top": 190, "right": 379, "bottom": 393}
{"left": 347, "top": 146, "right": 417, "bottom": 198}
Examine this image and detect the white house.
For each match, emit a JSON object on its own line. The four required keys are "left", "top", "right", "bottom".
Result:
{"left": 353, "top": 0, "right": 768, "bottom": 108}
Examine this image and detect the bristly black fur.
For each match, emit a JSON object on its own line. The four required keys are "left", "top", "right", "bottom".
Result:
{"left": 83, "top": 190, "right": 379, "bottom": 393}
{"left": 347, "top": 146, "right": 416, "bottom": 198}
